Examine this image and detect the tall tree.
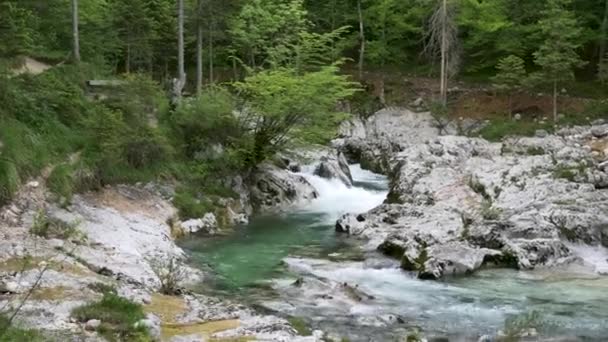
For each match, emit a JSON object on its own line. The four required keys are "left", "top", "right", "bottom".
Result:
{"left": 425, "top": 0, "right": 459, "bottom": 105}
{"left": 71, "top": 0, "right": 80, "bottom": 62}
{"left": 176, "top": 0, "right": 186, "bottom": 100}
{"left": 196, "top": 0, "right": 204, "bottom": 94}
{"left": 356, "top": 0, "right": 365, "bottom": 79}
{"left": 600, "top": 0, "right": 608, "bottom": 76}
{"left": 533, "top": 0, "right": 586, "bottom": 122}
{"left": 493, "top": 55, "right": 526, "bottom": 118}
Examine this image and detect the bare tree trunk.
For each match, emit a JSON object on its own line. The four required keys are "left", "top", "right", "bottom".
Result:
{"left": 440, "top": 0, "right": 447, "bottom": 105}
{"left": 72, "top": 0, "right": 80, "bottom": 63}
{"left": 209, "top": 21, "right": 215, "bottom": 83}
{"left": 357, "top": 0, "right": 365, "bottom": 80}
{"left": 176, "top": 0, "right": 186, "bottom": 101}
{"left": 553, "top": 80, "right": 558, "bottom": 123}
{"left": 600, "top": 0, "right": 608, "bottom": 72}
{"left": 196, "top": 0, "right": 204, "bottom": 95}
{"left": 126, "top": 43, "right": 131, "bottom": 73}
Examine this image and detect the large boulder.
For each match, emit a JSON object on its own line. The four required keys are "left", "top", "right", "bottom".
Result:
{"left": 249, "top": 163, "right": 318, "bottom": 211}
{"left": 313, "top": 153, "right": 353, "bottom": 187}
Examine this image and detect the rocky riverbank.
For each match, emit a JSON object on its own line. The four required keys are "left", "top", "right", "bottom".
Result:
{"left": 335, "top": 108, "right": 608, "bottom": 279}
{"left": 0, "top": 167, "right": 328, "bottom": 340}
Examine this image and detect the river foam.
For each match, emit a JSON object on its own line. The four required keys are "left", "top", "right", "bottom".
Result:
{"left": 295, "top": 164, "right": 388, "bottom": 224}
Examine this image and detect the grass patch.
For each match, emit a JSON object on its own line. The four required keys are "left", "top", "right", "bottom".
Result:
{"left": 30, "top": 210, "right": 85, "bottom": 241}
{"left": 0, "top": 315, "right": 43, "bottom": 342}
{"left": 71, "top": 293, "right": 151, "bottom": 342}
{"left": 0, "top": 159, "right": 19, "bottom": 206}
{"left": 478, "top": 119, "right": 553, "bottom": 142}
{"left": 481, "top": 201, "right": 502, "bottom": 221}
{"left": 47, "top": 163, "right": 74, "bottom": 206}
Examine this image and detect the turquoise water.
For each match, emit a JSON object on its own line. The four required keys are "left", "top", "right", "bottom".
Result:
{"left": 180, "top": 166, "right": 608, "bottom": 341}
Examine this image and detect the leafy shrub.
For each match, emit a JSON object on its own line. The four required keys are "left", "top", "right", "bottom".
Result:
{"left": 71, "top": 293, "right": 150, "bottom": 342}
{"left": 170, "top": 87, "right": 240, "bottom": 158}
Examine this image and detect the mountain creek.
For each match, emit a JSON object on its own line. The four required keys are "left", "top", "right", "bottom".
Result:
{"left": 180, "top": 164, "right": 608, "bottom": 342}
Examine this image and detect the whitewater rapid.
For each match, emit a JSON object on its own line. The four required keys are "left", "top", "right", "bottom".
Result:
{"left": 295, "top": 164, "right": 388, "bottom": 224}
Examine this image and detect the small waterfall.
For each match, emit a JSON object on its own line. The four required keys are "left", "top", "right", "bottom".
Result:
{"left": 295, "top": 164, "right": 388, "bottom": 224}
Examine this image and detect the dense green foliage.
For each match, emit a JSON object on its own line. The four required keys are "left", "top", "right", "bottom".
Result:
{"left": 0, "top": 0, "right": 607, "bottom": 216}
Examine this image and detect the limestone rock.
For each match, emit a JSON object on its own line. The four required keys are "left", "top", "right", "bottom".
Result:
{"left": 313, "top": 153, "right": 353, "bottom": 187}
{"left": 249, "top": 163, "right": 318, "bottom": 211}
{"left": 181, "top": 213, "right": 218, "bottom": 235}
{"left": 85, "top": 319, "right": 101, "bottom": 331}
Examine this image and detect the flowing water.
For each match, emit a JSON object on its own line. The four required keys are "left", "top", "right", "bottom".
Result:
{"left": 181, "top": 165, "right": 608, "bottom": 341}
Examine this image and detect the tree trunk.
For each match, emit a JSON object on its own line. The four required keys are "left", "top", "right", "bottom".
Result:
{"left": 209, "top": 20, "right": 215, "bottom": 83}
{"left": 176, "top": 0, "right": 186, "bottom": 100}
{"left": 508, "top": 93, "right": 513, "bottom": 120}
{"left": 553, "top": 80, "right": 558, "bottom": 123}
{"left": 440, "top": 0, "right": 448, "bottom": 105}
{"left": 126, "top": 43, "right": 131, "bottom": 73}
{"left": 72, "top": 0, "right": 80, "bottom": 63}
{"left": 600, "top": 0, "right": 608, "bottom": 72}
{"left": 196, "top": 0, "right": 204, "bottom": 95}
{"left": 357, "top": 0, "right": 365, "bottom": 80}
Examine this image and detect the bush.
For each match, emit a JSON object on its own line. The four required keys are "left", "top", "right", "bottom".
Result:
{"left": 71, "top": 293, "right": 150, "bottom": 342}
{"left": 172, "top": 189, "right": 215, "bottom": 220}
{"left": 170, "top": 87, "right": 239, "bottom": 158}
{"left": 149, "top": 256, "right": 186, "bottom": 295}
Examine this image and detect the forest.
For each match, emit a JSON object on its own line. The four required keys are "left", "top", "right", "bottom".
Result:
{"left": 1, "top": 1, "right": 608, "bottom": 341}
{"left": 1, "top": 0, "right": 608, "bottom": 221}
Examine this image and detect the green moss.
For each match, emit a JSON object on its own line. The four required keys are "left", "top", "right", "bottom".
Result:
{"left": 287, "top": 317, "right": 312, "bottom": 336}
{"left": 377, "top": 240, "right": 406, "bottom": 259}
{"left": 71, "top": 293, "right": 150, "bottom": 342}
{"left": 553, "top": 166, "right": 577, "bottom": 182}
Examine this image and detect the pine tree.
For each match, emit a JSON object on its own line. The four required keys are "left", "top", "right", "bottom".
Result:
{"left": 533, "top": 0, "right": 586, "bottom": 122}
{"left": 493, "top": 55, "right": 526, "bottom": 119}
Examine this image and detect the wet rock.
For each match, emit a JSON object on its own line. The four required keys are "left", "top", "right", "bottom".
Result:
{"left": 249, "top": 163, "right": 318, "bottom": 211}
{"left": 313, "top": 154, "right": 353, "bottom": 187}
